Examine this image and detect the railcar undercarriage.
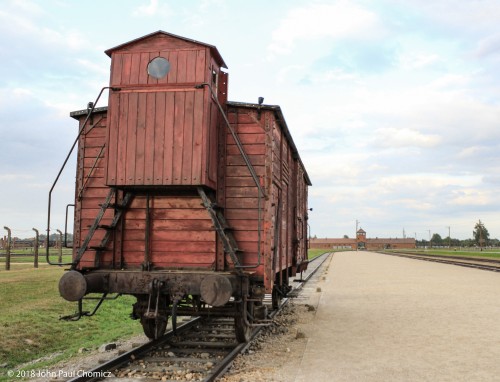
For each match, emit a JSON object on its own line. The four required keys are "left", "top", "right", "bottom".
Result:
{"left": 59, "top": 269, "right": 284, "bottom": 342}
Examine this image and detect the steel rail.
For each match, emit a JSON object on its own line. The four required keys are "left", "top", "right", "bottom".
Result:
{"left": 377, "top": 251, "right": 500, "bottom": 273}
{"left": 65, "top": 253, "right": 332, "bottom": 382}
{"left": 66, "top": 318, "right": 202, "bottom": 382}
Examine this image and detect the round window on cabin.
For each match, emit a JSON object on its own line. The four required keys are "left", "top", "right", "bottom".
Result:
{"left": 147, "top": 57, "right": 170, "bottom": 79}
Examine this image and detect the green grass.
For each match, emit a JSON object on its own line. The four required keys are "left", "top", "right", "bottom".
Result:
{"left": 0, "top": 249, "right": 72, "bottom": 264}
{"left": 307, "top": 248, "right": 332, "bottom": 260}
{"left": 385, "top": 248, "right": 500, "bottom": 259}
{"left": 0, "top": 266, "right": 142, "bottom": 381}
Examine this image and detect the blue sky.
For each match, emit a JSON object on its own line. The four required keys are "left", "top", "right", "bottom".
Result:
{"left": 1, "top": 0, "right": 500, "bottom": 241}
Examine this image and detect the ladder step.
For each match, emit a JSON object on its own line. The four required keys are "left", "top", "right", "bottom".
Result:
{"left": 97, "top": 224, "right": 114, "bottom": 230}
{"left": 89, "top": 246, "right": 106, "bottom": 251}
{"left": 212, "top": 203, "right": 224, "bottom": 211}
{"left": 109, "top": 203, "right": 125, "bottom": 210}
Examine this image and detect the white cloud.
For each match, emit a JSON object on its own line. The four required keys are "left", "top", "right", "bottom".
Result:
{"left": 449, "top": 189, "right": 494, "bottom": 207}
{"left": 475, "top": 33, "right": 500, "bottom": 58}
{"left": 267, "top": 2, "right": 382, "bottom": 56}
{"left": 371, "top": 128, "right": 441, "bottom": 148}
{"left": 399, "top": 52, "right": 441, "bottom": 70}
{"left": 133, "top": 0, "right": 172, "bottom": 17}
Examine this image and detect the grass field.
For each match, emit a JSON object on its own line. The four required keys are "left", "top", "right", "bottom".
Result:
{"left": 308, "top": 248, "right": 342, "bottom": 259}
{"left": 0, "top": 264, "right": 142, "bottom": 381}
{"left": 0, "top": 248, "right": 73, "bottom": 265}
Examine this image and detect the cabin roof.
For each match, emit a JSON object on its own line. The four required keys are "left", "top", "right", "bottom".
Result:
{"left": 104, "top": 30, "right": 227, "bottom": 69}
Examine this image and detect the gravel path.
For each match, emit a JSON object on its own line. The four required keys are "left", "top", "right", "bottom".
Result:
{"left": 294, "top": 251, "right": 500, "bottom": 382}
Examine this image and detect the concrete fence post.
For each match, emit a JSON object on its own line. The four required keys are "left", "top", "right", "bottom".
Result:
{"left": 56, "top": 229, "right": 63, "bottom": 263}
{"left": 3, "top": 226, "right": 11, "bottom": 271}
{"left": 32, "top": 228, "right": 39, "bottom": 268}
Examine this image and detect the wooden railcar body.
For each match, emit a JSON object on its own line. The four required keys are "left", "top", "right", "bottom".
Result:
{"left": 59, "top": 31, "right": 311, "bottom": 341}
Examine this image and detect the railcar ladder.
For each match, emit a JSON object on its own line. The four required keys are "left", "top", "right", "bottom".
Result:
{"left": 72, "top": 188, "right": 133, "bottom": 270}
{"left": 197, "top": 187, "right": 241, "bottom": 267}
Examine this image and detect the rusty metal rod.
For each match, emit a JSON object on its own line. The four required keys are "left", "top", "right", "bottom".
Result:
{"left": 32, "top": 228, "right": 39, "bottom": 268}
{"left": 46, "top": 86, "right": 118, "bottom": 266}
{"left": 195, "top": 83, "right": 263, "bottom": 269}
{"left": 4, "top": 226, "right": 11, "bottom": 271}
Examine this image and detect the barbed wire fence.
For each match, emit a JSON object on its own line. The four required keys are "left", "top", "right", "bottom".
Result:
{"left": 0, "top": 226, "right": 71, "bottom": 271}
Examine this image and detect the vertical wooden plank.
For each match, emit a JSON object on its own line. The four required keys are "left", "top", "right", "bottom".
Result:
{"left": 138, "top": 52, "right": 150, "bottom": 85}
{"left": 218, "top": 70, "right": 228, "bottom": 104}
{"left": 182, "top": 90, "right": 194, "bottom": 183}
{"left": 125, "top": 93, "right": 138, "bottom": 185}
{"left": 106, "top": 93, "right": 119, "bottom": 184}
{"left": 125, "top": 92, "right": 138, "bottom": 185}
{"left": 195, "top": 49, "right": 206, "bottom": 83}
{"left": 120, "top": 53, "right": 132, "bottom": 85}
{"left": 115, "top": 93, "right": 129, "bottom": 184}
{"left": 134, "top": 92, "right": 147, "bottom": 183}
{"left": 186, "top": 50, "right": 197, "bottom": 82}
{"left": 144, "top": 92, "right": 156, "bottom": 185}
{"left": 110, "top": 53, "right": 123, "bottom": 86}
{"left": 208, "top": 102, "right": 218, "bottom": 183}
{"left": 153, "top": 91, "right": 165, "bottom": 185}
{"left": 172, "top": 91, "right": 185, "bottom": 184}
{"left": 129, "top": 53, "right": 141, "bottom": 85}
{"left": 191, "top": 89, "right": 204, "bottom": 183}
{"left": 167, "top": 50, "right": 178, "bottom": 84}
{"left": 163, "top": 92, "right": 175, "bottom": 184}
{"left": 177, "top": 50, "right": 188, "bottom": 83}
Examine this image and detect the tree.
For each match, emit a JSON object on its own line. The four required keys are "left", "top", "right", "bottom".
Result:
{"left": 431, "top": 233, "right": 443, "bottom": 246}
{"left": 343, "top": 235, "right": 349, "bottom": 239}
{"left": 473, "top": 220, "right": 489, "bottom": 249}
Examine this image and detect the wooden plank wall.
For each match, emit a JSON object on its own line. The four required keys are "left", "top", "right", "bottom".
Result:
{"left": 294, "top": 162, "right": 309, "bottom": 266}
{"left": 106, "top": 88, "right": 211, "bottom": 187}
{"left": 109, "top": 48, "right": 207, "bottom": 87}
{"left": 225, "top": 106, "right": 308, "bottom": 289}
{"left": 225, "top": 109, "right": 267, "bottom": 274}
{"left": 74, "top": 114, "right": 113, "bottom": 269}
{"left": 106, "top": 47, "right": 219, "bottom": 188}
{"left": 74, "top": 110, "right": 217, "bottom": 270}
{"left": 115, "top": 195, "right": 216, "bottom": 268}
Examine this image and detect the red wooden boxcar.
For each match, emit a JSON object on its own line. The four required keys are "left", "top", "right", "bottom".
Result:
{"left": 58, "top": 31, "right": 311, "bottom": 342}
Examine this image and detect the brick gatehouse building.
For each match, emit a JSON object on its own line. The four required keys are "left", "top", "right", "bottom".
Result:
{"left": 310, "top": 228, "right": 416, "bottom": 251}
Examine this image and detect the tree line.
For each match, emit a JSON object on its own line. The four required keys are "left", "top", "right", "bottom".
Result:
{"left": 418, "top": 220, "right": 497, "bottom": 248}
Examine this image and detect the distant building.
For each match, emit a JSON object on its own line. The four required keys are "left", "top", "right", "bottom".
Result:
{"left": 310, "top": 228, "right": 416, "bottom": 251}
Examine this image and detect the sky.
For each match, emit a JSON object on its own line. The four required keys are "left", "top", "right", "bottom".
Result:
{"left": 1, "top": 0, "right": 500, "bottom": 241}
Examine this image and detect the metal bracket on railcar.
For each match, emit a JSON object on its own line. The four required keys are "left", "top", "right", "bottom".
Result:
{"left": 59, "top": 293, "right": 120, "bottom": 321}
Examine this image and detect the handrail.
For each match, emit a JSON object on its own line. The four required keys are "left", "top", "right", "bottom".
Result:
{"left": 64, "top": 204, "right": 75, "bottom": 248}
{"left": 195, "top": 83, "right": 264, "bottom": 269}
{"left": 46, "top": 86, "right": 118, "bottom": 266}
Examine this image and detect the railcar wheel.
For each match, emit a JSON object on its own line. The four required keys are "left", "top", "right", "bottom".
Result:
{"left": 234, "top": 301, "right": 253, "bottom": 343}
{"left": 141, "top": 315, "right": 168, "bottom": 340}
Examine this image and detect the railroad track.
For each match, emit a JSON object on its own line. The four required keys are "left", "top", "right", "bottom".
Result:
{"left": 66, "top": 253, "right": 331, "bottom": 382}
{"left": 377, "top": 251, "right": 500, "bottom": 272}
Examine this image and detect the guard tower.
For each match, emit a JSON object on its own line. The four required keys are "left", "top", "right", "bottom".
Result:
{"left": 356, "top": 228, "right": 366, "bottom": 250}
